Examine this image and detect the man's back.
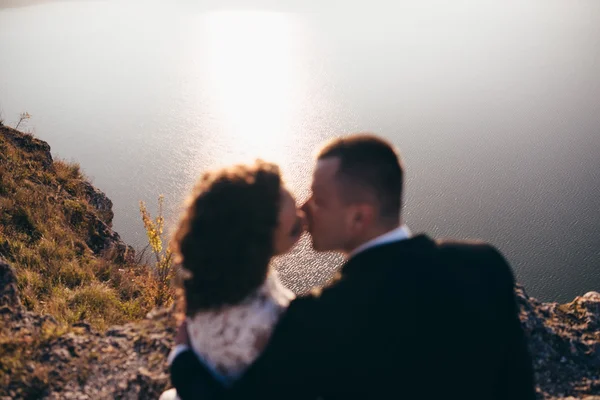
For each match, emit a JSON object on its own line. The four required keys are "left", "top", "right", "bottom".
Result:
{"left": 172, "top": 235, "right": 535, "bottom": 400}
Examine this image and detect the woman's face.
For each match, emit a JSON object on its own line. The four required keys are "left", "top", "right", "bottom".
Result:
{"left": 273, "top": 187, "right": 305, "bottom": 256}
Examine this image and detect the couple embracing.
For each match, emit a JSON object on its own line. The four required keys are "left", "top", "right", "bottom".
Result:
{"left": 163, "top": 134, "right": 536, "bottom": 400}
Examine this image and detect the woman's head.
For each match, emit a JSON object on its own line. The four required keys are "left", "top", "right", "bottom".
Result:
{"left": 173, "top": 160, "right": 303, "bottom": 315}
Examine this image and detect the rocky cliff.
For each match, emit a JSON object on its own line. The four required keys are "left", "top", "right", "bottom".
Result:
{"left": 0, "top": 125, "right": 129, "bottom": 260}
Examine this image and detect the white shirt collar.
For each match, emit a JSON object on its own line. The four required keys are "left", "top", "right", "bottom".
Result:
{"left": 348, "top": 225, "right": 411, "bottom": 259}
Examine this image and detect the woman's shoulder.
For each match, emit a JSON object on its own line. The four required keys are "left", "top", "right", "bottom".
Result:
{"left": 186, "top": 271, "right": 294, "bottom": 379}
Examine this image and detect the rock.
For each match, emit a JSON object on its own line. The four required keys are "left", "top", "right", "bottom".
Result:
{"left": 578, "top": 291, "right": 600, "bottom": 330}
{"left": 0, "top": 126, "right": 53, "bottom": 169}
{"left": 106, "top": 327, "right": 130, "bottom": 338}
{"left": 35, "top": 314, "right": 58, "bottom": 328}
{"left": 112, "top": 365, "right": 170, "bottom": 400}
{"left": 52, "top": 348, "right": 72, "bottom": 362}
{"left": 72, "top": 322, "right": 92, "bottom": 333}
{"left": 84, "top": 217, "right": 134, "bottom": 263}
{"left": 146, "top": 304, "right": 175, "bottom": 320}
{"left": 2, "top": 302, "right": 175, "bottom": 398}
{"left": 80, "top": 181, "right": 114, "bottom": 227}
{"left": 0, "top": 258, "right": 23, "bottom": 313}
{"left": 517, "top": 285, "right": 600, "bottom": 399}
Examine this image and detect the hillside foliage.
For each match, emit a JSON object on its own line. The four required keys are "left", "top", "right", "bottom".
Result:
{"left": 0, "top": 126, "right": 168, "bottom": 330}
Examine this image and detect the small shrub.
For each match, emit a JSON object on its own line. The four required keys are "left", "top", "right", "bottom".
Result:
{"left": 38, "top": 238, "right": 64, "bottom": 263}
{"left": 11, "top": 206, "right": 41, "bottom": 242}
{"left": 17, "top": 269, "right": 52, "bottom": 310}
{"left": 63, "top": 199, "right": 87, "bottom": 228}
{"left": 54, "top": 159, "right": 82, "bottom": 182}
{"left": 73, "top": 240, "right": 88, "bottom": 257}
{"left": 68, "top": 283, "right": 124, "bottom": 328}
{"left": 114, "top": 268, "right": 144, "bottom": 301}
{"left": 120, "top": 298, "right": 146, "bottom": 320}
{"left": 43, "top": 287, "right": 72, "bottom": 324}
{"left": 13, "top": 245, "right": 43, "bottom": 272}
{"left": 16, "top": 268, "right": 44, "bottom": 290}
{"left": 139, "top": 195, "right": 174, "bottom": 307}
{"left": 70, "top": 283, "right": 120, "bottom": 314}
{"left": 90, "top": 259, "right": 142, "bottom": 301}
{"left": 56, "top": 261, "right": 94, "bottom": 288}
{"left": 90, "top": 258, "right": 112, "bottom": 282}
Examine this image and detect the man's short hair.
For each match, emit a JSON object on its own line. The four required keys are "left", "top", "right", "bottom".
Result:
{"left": 317, "top": 134, "right": 404, "bottom": 222}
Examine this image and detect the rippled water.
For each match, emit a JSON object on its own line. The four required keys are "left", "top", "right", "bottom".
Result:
{"left": 1, "top": 0, "right": 599, "bottom": 301}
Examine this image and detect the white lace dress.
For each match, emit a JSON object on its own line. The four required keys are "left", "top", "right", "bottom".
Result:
{"left": 187, "top": 271, "right": 295, "bottom": 381}
{"left": 160, "top": 272, "right": 294, "bottom": 400}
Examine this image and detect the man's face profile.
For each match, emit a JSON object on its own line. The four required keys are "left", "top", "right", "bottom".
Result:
{"left": 303, "top": 157, "right": 352, "bottom": 252}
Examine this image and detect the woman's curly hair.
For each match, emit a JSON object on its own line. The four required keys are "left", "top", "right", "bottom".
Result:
{"left": 173, "top": 160, "right": 282, "bottom": 316}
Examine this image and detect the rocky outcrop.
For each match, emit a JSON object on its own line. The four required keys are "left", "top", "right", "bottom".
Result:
{"left": 0, "top": 259, "right": 21, "bottom": 313}
{"left": 84, "top": 215, "right": 133, "bottom": 263}
{"left": 1, "top": 126, "right": 53, "bottom": 169}
{"left": 80, "top": 181, "right": 115, "bottom": 227}
{"left": 0, "top": 258, "right": 174, "bottom": 399}
{"left": 38, "top": 314, "right": 174, "bottom": 400}
{"left": 518, "top": 286, "right": 600, "bottom": 399}
{"left": 0, "top": 125, "right": 133, "bottom": 263}
{"left": 0, "top": 259, "right": 58, "bottom": 329}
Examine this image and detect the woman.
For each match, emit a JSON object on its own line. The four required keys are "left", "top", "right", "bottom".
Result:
{"left": 167, "top": 160, "right": 304, "bottom": 389}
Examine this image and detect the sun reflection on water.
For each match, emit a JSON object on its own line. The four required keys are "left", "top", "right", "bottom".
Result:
{"left": 202, "top": 11, "right": 305, "bottom": 166}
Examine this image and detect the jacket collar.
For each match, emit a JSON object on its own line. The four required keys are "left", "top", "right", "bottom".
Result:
{"left": 341, "top": 234, "right": 435, "bottom": 276}
{"left": 348, "top": 225, "right": 412, "bottom": 259}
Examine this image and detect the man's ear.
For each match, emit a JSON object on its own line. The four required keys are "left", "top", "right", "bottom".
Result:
{"left": 350, "top": 204, "right": 375, "bottom": 232}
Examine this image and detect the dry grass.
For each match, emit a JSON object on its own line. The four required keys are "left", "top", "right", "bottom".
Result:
{"left": 0, "top": 127, "right": 164, "bottom": 331}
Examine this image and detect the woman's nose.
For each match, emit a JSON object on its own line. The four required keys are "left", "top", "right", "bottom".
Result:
{"left": 297, "top": 209, "right": 308, "bottom": 231}
{"left": 297, "top": 208, "right": 307, "bottom": 221}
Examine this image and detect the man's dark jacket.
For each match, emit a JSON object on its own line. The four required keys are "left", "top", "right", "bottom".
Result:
{"left": 171, "top": 235, "right": 536, "bottom": 400}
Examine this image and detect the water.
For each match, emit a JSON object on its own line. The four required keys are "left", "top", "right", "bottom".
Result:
{"left": 1, "top": 0, "right": 599, "bottom": 302}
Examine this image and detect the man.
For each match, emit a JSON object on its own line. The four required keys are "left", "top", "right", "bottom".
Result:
{"left": 170, "top": 134, "right": 535, "bottom": 400}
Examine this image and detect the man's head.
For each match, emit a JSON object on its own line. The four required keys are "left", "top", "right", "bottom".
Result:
{"left": 302, "top": 134, "right": 404, "bottom": 254}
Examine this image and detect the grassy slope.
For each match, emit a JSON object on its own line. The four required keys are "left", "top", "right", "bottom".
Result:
{"left": 0, "top": 125, "right": 156, "bottom": 330}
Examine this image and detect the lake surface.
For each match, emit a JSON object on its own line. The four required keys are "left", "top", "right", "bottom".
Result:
{"left": 1, "top": 0, "right": 599, "bottom": 302}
